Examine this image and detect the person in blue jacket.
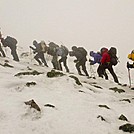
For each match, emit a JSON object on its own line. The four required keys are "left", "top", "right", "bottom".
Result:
{"left": 89, "top": 51, "right": 108, "bottom": 79}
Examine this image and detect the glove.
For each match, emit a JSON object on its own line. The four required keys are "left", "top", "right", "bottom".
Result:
{"left": 74, "top": 59, "right": 78, "bottom": 63}
{"left": 33, "top": 50, "right": 36, "bottom": 54}
{"left": 29, "top": 46, "right": 32, "bottom": 49}
{"left": 89, "top": 59, "right": 92, "bottom": 62}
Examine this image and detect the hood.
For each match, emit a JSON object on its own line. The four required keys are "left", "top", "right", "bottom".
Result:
{"left": 101, "top": 48, "right": 108, "bottom": 54}
{"left": 89, "top": 51, "right": 95, "bottom": 57}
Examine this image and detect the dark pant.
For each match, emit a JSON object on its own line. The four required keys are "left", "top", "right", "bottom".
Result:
{"left": 10, "top": 46, "right": 19, "bottom": 61}
{"left": 0, "top": 43, "right": 6, "bottom": 57}
{"left": 76, "top": 60, "right": 89, "bottom": 76}
{"left": 51, "top": 55, "right": 60, "bottom": 70}
{"left": 34, "top": 52, "right": 48, "bottom": 66}
{"left": 97, "top": 64, "right": 108, "bottom": 79}
{"left": 100, "top": 63, "right": 119, "bottom": 83}
{"left": 59, "top": 56, "right": 69, "bottom": 72}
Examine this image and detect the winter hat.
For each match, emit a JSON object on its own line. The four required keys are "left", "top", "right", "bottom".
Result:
{"left": 72, "top": 46, "right": 77, "bottom": 51}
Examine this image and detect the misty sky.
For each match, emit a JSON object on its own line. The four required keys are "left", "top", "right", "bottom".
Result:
{"left": 0, "top": 0, "right": 134, "bottom": 65}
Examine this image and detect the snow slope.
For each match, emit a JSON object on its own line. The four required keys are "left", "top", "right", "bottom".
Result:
{"left": 0, "top": 51, "right": 134, "bottom": 134}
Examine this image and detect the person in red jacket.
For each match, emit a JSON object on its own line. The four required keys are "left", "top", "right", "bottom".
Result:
{"left": 100, "top": 47, "right": 119, "bottom": 83}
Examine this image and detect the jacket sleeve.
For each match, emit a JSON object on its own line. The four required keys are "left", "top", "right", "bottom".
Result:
{"left": 1, "top": 38, "right": 7, "bottom": 47}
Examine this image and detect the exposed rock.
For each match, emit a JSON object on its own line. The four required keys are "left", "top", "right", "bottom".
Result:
{"left": 82, "top": 81, "right": 97, "bottom": 85}
{"left": 92, "top": 85, "right": 103, "bottom": 89}
{"left": 47, "top": 70, "right": 65, "bottom": 78}
{"left": 98, "top": 105, "right": 110, "bottom": 109}
{"left": 119, "top": 114, "right": 128, "bottom": 121}
{"left": 4, "top": 60, "right": 9, "bottom": 63}
{"left": 109, "top": 87, "right": 125, "bottom": 93}
{"left": 27, "top": 66, "right": 32, "bottom": 70}
{"left": 15, "top": 70, "right": 43, "bottom": 76}
{"left": 97, "top": 115, "right": 106, "bottom": 121}
{"left": 78, "top": 90, "right": 85, "bottom": 93}
{"left": 0, "top": 63, "right": 14, "bottom": 68}
{"left": 119, "top": 123, "right": 134, "bottom": 133}
{"left": 25, "top": 99, "right": 41, "bottom": 111}
{"left": 44, "top": 104, "right": 55, "bottom": 108}
{"left": 69, "top": 75, "right": 82, "bottom": 86}
{"left": 120, "top": 99, "right": 131, "bottom": 103}
{"left": 26, "top": 82, "right": 36, "bottom": 87}
{"left": 20, "top": 52, "right": 29, "bottom": 58}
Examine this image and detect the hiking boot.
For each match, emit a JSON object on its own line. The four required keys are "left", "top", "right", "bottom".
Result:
{"left": 39, "top": 62, "right": 42, "bottom": 66}
{"left": 79, "top": 73, "right": 85, "bottom": 76}
{"left": 44, "top": 64, "right": 49, "bottom": 67}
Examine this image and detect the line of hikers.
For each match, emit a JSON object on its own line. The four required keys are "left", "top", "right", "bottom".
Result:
{"left": 0, "top": 32, "right": 19, "bottom": 61}
{"left": 0, "top": 32, "right": 134, "bottom": 84}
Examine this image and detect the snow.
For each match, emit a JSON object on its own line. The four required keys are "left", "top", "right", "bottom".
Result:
{"left": 0, "top": 50, "right": 134, "bottom": 134}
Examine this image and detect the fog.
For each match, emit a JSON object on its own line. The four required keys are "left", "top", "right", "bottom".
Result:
{"left": 0, "top": 0, "right": 134, "bottom": 66}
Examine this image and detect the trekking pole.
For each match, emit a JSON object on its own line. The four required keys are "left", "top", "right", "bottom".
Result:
{"left": 128, "top": 68, "right": 131, "bottom": 88}
{"left": 29, "top": 48, "right": 33, "bottom": 63}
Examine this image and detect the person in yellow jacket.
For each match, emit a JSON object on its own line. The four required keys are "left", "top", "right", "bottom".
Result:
{"left": 127, "top": 50, "right": 134, "bottom": 68}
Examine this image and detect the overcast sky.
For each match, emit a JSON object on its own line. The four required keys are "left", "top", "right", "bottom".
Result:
{"left": 0, "top": 0, "right": 134, "bottom": 65}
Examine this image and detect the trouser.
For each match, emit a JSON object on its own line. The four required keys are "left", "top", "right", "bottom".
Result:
{"left": 59, "top": 56, "right": 69, "bottom": 72}
{"left": 52, "top": 55, "right": 60, "bottom": 70}
{"left": 10, "top": 46, "right": 19, "bottom": 61}
{"left": 0, "top": 43, "right": 6, "bottom": 57}
{"left": 34, "top": 52, "right": 48, "bottom": 66}
{"left": 128, "top": 63, "right": 134, "bottom": 68}
{"left": 97, "top": 64, "right": 108, "bottom": 79}
{"left": 76, "top": 60, "right": 89, "bottom": 76}
{"left": 100, "top": 63, "right": 119, "bottom": 83}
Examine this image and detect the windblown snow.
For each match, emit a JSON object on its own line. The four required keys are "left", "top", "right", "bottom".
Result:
{"left": 0, "top": 49, "right": 134, "bottom": 134}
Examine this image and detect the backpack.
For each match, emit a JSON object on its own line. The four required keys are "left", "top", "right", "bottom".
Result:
{"left": 128, "top": 50, "right": 134, "bottom": 61}
{"left": 4, "top": 36, "right": 17, "bottom": 46}
{"left": 61, "top": 45, "right": 69, "bottom": 56}
{"left": 108, "top": 47, "right": 118, "bottom": 66}
{"left": 40, "top": 41, "right": 47, "bottom": 52}
{"left": 47, "top": 42, "right": 59, "bottom": 56}
{"left": 77, "top": 47, "right": 87, "bottom": 57}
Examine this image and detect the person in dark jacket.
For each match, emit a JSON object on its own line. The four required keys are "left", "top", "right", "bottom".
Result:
{"left": 30, "top": 40, "right": 48, "bottom": 67}
{"left": 71, "top": 46, "right": 89, "bottom": 77}
{"left": 89, "top": 51, "right": 108, "bottom": 79}
{"left": 0, "top": 36, "right": 19, "bottom": 61}
{"left": 56, "top": 45, "right": 69, "bottom": 72}
{"left": 0, "top": 32, "right": 6, "bottom": 57}
{"left": 47, "top": 42, "right": 60, "bottom": 70}
{"left": 100, "top": 48, "right": 119, "bottom": 83}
